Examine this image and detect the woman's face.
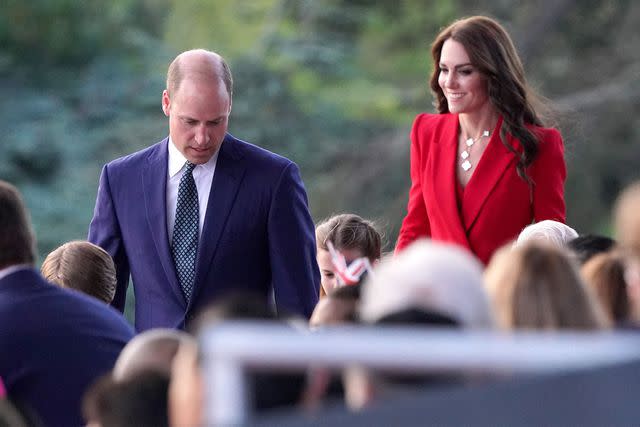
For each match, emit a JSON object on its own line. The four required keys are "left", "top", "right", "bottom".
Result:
{"left": 437, "top": 38, "right": 491, "bottom": 116}
{"left": 317, "top": 247, "right": 365, "bottom": 295}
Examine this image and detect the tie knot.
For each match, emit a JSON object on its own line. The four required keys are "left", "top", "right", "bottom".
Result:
{"left": 184, "top": 162, "right": 196, "bottom": 174}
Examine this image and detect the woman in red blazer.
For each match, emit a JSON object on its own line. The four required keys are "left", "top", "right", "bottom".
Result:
{"left": 396, "top": 16, "right": 566, "bottom": 265}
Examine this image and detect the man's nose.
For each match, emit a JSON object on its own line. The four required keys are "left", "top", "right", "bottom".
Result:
{"left": 194, "top": 125, "right": 209, "bottom": 145}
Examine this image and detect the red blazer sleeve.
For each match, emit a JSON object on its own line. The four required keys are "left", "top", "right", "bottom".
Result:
{"left": 530, "top": 127, "right": 567, "bottom": 223}
{"left": 396, "top": 114, "right": 432, "bottom": 253}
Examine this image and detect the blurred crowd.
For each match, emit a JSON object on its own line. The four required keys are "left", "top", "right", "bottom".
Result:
{"left": 2, "top": 179, "right": 640, "bottom": 427}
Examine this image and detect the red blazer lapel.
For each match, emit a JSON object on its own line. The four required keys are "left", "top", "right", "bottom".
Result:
{"left": 462, "top": 117, "right": 520, "bottom": 230}
{"left": 431, "top": 114, "right": 470, "bottom": 248}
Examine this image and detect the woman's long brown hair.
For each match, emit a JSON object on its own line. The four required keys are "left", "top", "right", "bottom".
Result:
{"left": 430, "top": 16, "right": 554, "bottom": 184}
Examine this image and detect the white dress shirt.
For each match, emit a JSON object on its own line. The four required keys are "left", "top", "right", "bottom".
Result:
{"left": 166, "top": 137, "right": 219, "bottom": 245}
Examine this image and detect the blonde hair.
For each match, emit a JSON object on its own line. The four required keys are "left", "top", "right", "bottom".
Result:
{"left": 614, "top": 181, "right": 640, "bottom": 256}
{"left": 581, "top": 251, "right": 631, "bottom": 324}
{"left": 485, "top": 242, "right": 608, "bottom": 330}
{"left": 41, "top": 240, "right": 116, "bottom": 304}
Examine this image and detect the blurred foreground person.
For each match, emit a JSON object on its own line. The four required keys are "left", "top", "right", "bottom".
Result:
{"left": 614, "top": 181, "right": 640, "bottom": 255}
{"left": 0, "top": 398, "right": 35, "bottom": 427}
{"left": 396, "top": 16, "right": 566, "bottom": 264}
{"left": 83, "top": 371, "right": 169, "bottom": 427}
{"left": 113, "top": 328, "right": 196, "bottom": 381}
{"left": 305, "top": 284, "right": 361, "bottom": 411}
{"left": 346, "top": 239, "right": 493, "bottom": 410}
{"left": 485, "top": 242, "right": 608, "bottom": 330}
{"left": 581, "top": 251, "right": 635, "bottom": 325}
{"left": 310, "top": 283, "right": 361, "bottom": 328}
{"left": 361, "top": 239, "right": 492, "bottom": 328}
{"left": 567, "top": 234, "right": 617, "bottom": 265}
{"left": 168, "top": 293, "right": 307, "bottom": 426}
{"left": 0, "top": 180, "right": 133, "bottom": 427}
{"left": 41, "top": 240, "right": 116, "bottom": 304}
{"left": 168, "top": 339, "right": 202, "bottom": 427}
{"left": 613, "top": 182, "right": 640, "bottom": 326}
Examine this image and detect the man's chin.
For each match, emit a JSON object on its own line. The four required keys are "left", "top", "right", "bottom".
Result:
{"left": 187, "top": 150, "right": 214, "bottom": 164}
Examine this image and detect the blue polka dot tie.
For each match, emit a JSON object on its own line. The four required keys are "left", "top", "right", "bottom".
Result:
{"left": 172, "top": 161, "right": 199, "bottom": 302}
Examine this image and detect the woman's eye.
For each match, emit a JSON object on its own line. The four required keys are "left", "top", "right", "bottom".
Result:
{"left": 459, "top": 69, "right": 473, "bottom": 76}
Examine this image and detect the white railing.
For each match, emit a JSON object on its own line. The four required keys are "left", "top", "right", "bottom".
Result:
{"left": 200, "top": 322, "right": 640, "bottom": 426}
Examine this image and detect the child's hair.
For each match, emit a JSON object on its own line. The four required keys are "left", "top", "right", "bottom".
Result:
{"left": 41, "top": 240, "right": 117, "bottom": 304}
{"left": 315, "top": 214, "right": 382, "bottom": 262}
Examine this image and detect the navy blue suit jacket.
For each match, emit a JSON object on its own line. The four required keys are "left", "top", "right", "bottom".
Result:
{"left": 88, "top": 134, "right": 320, "bottom": 331}
{"left": 0, "top": 268, "right": 134, "bottom": 427}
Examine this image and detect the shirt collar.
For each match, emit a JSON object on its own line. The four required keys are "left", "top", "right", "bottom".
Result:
{"left": 0, "top": 264, "right": 32, "bottom": 281}
{"left": 167, "top": 136, "right": 220, "bottom": 177}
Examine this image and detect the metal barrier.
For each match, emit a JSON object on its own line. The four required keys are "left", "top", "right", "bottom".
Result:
{"left": 200, "top": 322, "right": 640, "bottom": 426}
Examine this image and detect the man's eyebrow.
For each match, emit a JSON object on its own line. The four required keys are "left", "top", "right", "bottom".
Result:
{"left": 176, "top": 114, "right": 228, "bottom": 124}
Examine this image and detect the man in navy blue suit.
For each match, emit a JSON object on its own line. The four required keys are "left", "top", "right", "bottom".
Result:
{"left": 0, "top": 180, "right": 134, "bottom": 427}
{"left": 88, "top": 49, "right": 319, "bottom": 331}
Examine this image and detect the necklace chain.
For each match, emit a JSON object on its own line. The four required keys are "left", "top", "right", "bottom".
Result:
{"left": 460, "top": 130, "right": 490, "bottom": 171}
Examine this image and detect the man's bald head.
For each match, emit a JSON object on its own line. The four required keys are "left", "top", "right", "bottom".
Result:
{"left": 166, "top": 49, "right": 233, "bottom": 98}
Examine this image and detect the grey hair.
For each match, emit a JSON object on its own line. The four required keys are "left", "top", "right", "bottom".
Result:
{"left": 516, "top": 220, "right": 579, "bottom": 248}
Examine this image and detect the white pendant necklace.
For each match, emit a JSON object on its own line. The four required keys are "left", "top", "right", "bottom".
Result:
{"left": 460, "top": 130, "right": 490, "bottom": 171}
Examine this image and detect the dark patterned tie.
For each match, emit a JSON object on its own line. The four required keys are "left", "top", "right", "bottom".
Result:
{"left": 172, "top": 161, "right": 199, "bottom": 302}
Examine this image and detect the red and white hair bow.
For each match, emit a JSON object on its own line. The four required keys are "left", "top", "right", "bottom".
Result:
{"left": 326, "top": 241, "right": 374, "bottom": 286}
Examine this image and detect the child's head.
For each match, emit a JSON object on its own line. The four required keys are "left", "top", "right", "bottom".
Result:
{"left": 315, "top": 214, "right": 382, "bottom": 296}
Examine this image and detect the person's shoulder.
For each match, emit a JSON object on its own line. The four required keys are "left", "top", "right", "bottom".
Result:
{"left": 525, "top": 124, "right": 564, "bottom": 162}
{"left": 414, "top": 112, "right": 449, "bottom": 123}
{"left": 411, "top": 113, "right": 455, "bottom": 146}
{"left": 224, "top": 133, "right": 293, "bottom": 168}
{"left": 0, "top": 270, "right": 133, "bottom": 336}
{"left": 412, "top": 112, "right": 453, "bottom": 131}
{"left": 55, "top": 287, "right": 135, "bottom": 339}
{"left": 528, "top": 124, "right": 563, "bottom": 145}
{"left": 106, "top": 138, "right": 167, "bottom": 170}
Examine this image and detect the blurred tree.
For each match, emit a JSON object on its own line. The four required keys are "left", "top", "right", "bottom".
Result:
{"left": 1, "top": 0, "right": 639, "bottom": 267}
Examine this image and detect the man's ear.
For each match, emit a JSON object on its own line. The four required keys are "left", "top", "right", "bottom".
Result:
{"left": 162, "top": 90, "right": 171, "bottom": 117}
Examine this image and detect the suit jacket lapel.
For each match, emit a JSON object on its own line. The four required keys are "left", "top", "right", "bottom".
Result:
{"left": 142, "top": 138, "right": 185, "bottom": 305}
{"left": 433, "top": 114, "right": 471, "bottom": 248}
{"left": 462, "top": 117, "right": 519, "bottom": 230}
{"left": 191, "top": 135, "right": 245, "bottom": 305}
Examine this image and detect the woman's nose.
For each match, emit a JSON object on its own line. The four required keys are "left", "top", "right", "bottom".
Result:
{"left": 445, "top": 73, "right": 457, "bottom": 88}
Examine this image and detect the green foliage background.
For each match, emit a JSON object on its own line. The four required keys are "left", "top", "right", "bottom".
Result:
{"left": 1, "top": 0, "right": 639, "bottom": 320}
